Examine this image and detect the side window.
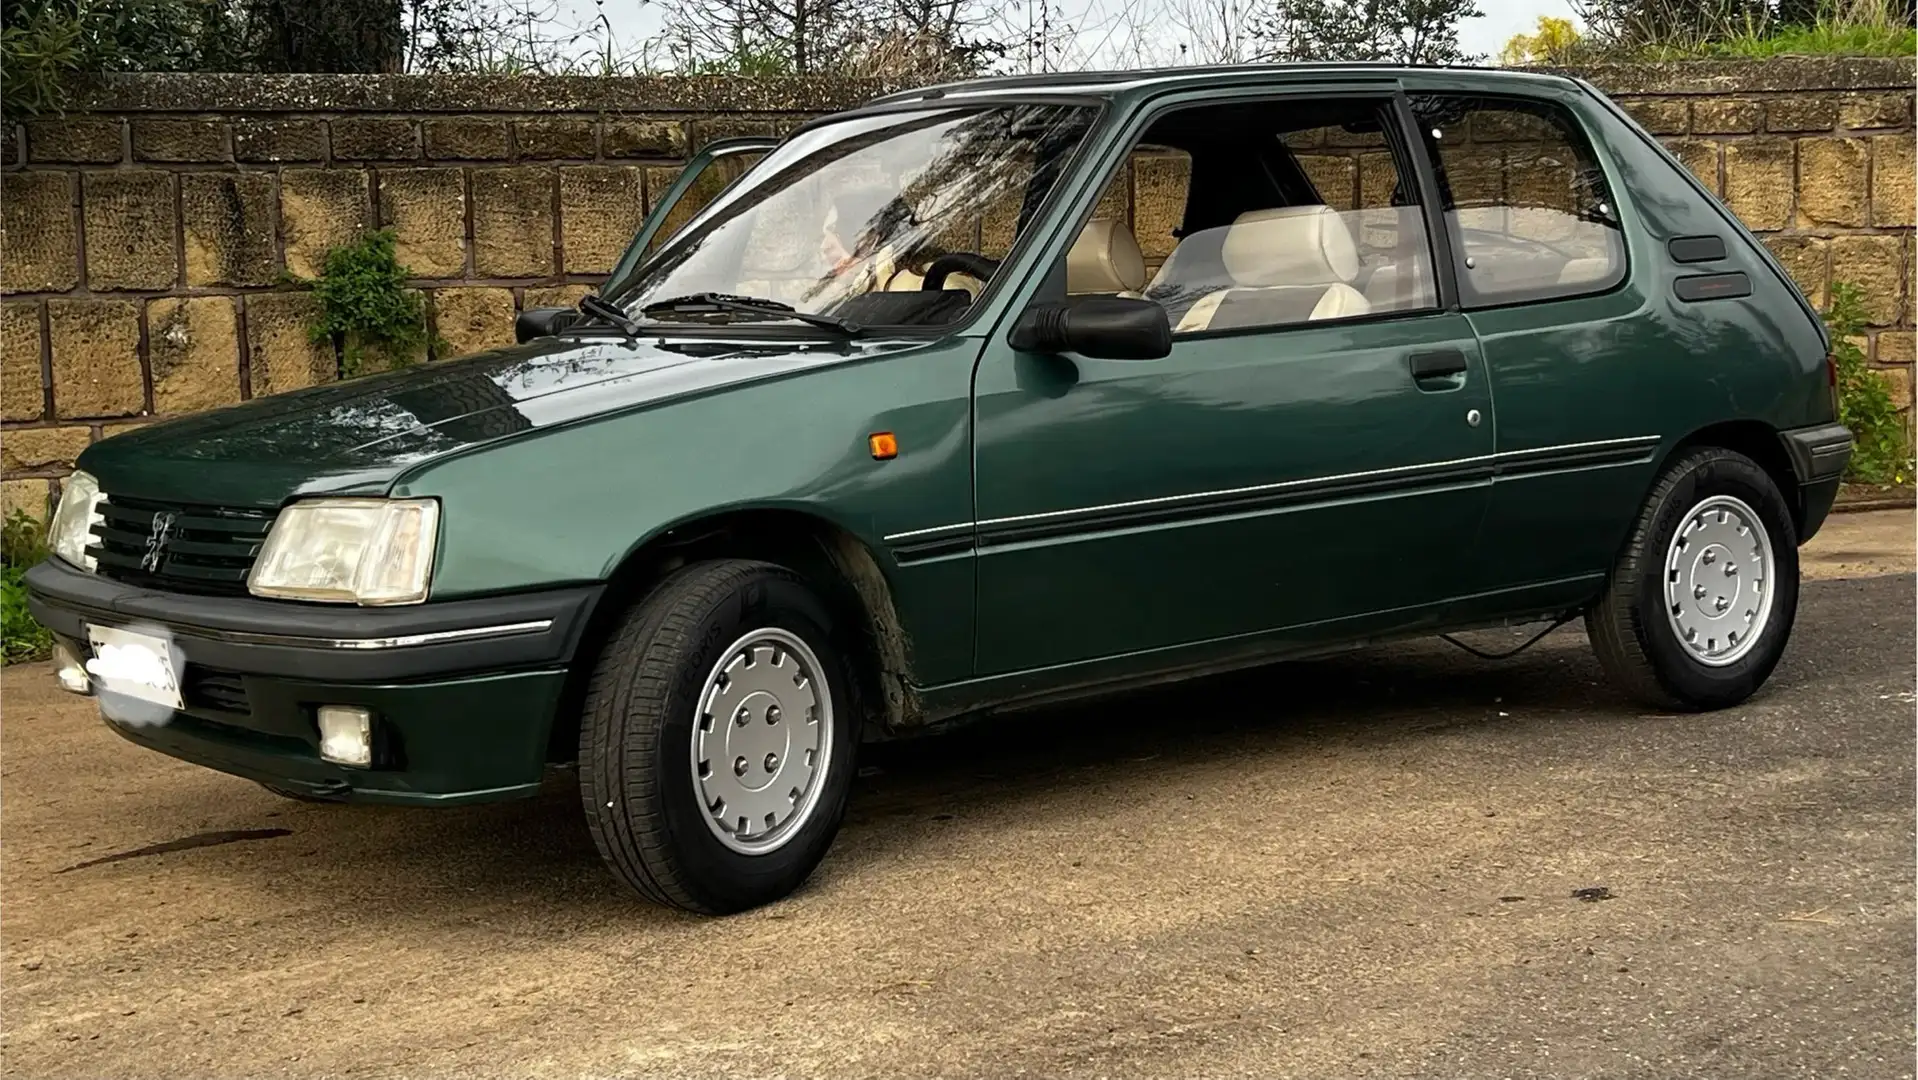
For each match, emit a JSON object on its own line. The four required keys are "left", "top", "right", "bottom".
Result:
{"left": 1410, "top": 94, "right": 1626, "bottom": 305}
{"left": 1089, "top": 98, "right": 1440, "bottom": 336}
{"left": 1049, "top": 144, "right": 1191, "bottom": 301}
{"left": 1281, "top": 120, "right": 1438, "bottom": 315}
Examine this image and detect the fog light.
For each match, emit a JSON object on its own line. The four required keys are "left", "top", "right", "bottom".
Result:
{"left": 317, "top": 705, "right": 373, "bottom": 767}
{"left": 53, "top": 643, "right": 91, "bottom": 695}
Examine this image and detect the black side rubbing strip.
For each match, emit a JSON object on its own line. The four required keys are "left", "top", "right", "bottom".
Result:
{"left": 1668, "top": 235, "right": 1727, "bottom": 264}
{"left": 1674, "top": 272, "right": 1751, "bottom": 303}
{"left": 892, "top": 535, "right": 975, "bottom": 564}
{"left": 975, "top": 459, "right": 1497, "bottom": 549}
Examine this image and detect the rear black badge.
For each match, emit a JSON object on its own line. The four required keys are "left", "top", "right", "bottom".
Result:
{"left": 1668, "top": 235, "right": 1727, "bottom": 263}
{"left": 1674, "top": 271, "right": 1751, "bottom": 303}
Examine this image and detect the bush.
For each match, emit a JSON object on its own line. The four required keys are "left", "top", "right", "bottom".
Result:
{"left": 0, "top": 0, "right": 244, "bottom": 121}
{"left": 301, "top": 229, "right": 440, "bottom": 377}
{"left": 1826, "top": 281, "right": 1914, "bottom": 486}
{"left": 1, "top": 510, "right": 53, "bottom": 664}
{"left": 1571, "top": 0, "right": 1915, "bottom": 58}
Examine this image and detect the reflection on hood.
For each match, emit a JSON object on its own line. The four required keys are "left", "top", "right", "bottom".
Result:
{"left": 103, "top": 334, "right": 890, "bottom": 469}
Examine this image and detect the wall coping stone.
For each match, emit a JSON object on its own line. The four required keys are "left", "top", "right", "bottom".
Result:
{"left": 55, "top": 58, "right": 1917, "bottom": 116}
{"left": 65, "top": 73, "right": 892, "bottom": 115}
{"left": 1548, "top": 56, "right": 1917, "bottom": 95}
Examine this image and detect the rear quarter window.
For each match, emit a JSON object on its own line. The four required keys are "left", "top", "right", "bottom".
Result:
{"left": 1410, "top": 94, "right": 1627, "bottom": 307}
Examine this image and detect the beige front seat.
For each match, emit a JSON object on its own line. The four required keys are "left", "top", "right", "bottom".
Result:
{"left": 1175, "top": 206, "right": 1371, "bottom": 333}
{"left": 1066, "top": 218, "right": 1147, "bottom": 298}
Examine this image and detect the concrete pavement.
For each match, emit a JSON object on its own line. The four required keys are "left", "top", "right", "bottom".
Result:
{"left": 2, "top": 512, "right": 1911, "bottom": 1079}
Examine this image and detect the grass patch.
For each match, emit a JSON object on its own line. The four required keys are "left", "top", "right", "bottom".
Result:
{"left": 1631, "top": 19, "right": 1916, "bottom": 57}
{"left": 2, "top": 510, "right": 53, "bottom": 665}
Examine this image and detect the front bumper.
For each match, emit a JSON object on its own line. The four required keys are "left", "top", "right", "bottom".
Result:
{"left": 26, "top": 559, "right": 602, "bottom": 804}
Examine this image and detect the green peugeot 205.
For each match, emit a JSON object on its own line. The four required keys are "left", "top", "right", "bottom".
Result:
{"left": 29, "top": 64, "right": 1852, "bottom": 913}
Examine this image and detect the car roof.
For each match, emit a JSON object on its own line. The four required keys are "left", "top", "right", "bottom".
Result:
{"left": 864, "top": 63, "right": 1584, "bottom": 107}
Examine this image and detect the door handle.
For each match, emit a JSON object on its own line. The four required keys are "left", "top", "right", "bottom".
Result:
{"left": 1408, "top": 349, "right": 1468, "bottom": 380}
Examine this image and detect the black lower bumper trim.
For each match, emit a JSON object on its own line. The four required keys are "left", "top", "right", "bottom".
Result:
{"left": 1780, "top": 422, "right": 1854, "bottom": 484}
{"left": 26, "top": 558, "right": 601, "bottom": 682}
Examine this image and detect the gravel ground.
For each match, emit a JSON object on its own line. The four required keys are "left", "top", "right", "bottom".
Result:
{"left": 2, "top": 510, "right": 1912, "bottom": 1080}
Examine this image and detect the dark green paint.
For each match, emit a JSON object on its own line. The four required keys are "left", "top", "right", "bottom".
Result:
{"left": 69, "top": 66, "right": 1836, "bottom": 800}
{"left": 106, "top": 669, "right": 567, "bottom": 804}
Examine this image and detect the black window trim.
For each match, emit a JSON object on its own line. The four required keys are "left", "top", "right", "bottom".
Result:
{"left": 1029, "top": 83, "right": 1454, "bottom": 346}
{"left": 1404, "top": 89, "right": 1632, "bottom": 313}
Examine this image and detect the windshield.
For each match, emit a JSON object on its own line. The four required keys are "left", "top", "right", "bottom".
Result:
{"left": 601, "top": 103, "right": 1100, "bottom": 330}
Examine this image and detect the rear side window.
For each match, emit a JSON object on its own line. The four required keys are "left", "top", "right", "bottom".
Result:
{"left": 1409, "top": 94, "right": 1626, "bottom": 306}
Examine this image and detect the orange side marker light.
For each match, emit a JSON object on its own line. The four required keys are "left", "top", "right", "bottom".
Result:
{"left": 868, "top": 431, "right": 898, "bottom": 460}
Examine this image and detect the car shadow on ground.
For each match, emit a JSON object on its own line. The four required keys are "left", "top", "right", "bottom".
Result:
{"left": 102, "top": 627, "right": 1615, "bottom": 914}
{"left": 71, "top": 578, "right": 1894, "bottom": 927}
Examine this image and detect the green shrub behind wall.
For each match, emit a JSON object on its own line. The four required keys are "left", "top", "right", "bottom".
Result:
{"left": 1827, "top": 281, "right": 1914, "bottom": 486}
{"left": 303, "top": 229, "right": 440, "bottom": 378}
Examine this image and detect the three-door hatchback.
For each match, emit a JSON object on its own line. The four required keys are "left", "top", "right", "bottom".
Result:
{"left": 29, "top": 65, "right": 1853, "bottom": 913}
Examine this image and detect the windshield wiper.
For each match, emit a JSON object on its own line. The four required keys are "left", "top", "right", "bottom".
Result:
{"left": 640, "top": 293, "right": 861, "bottom": 336}
{"left": 576, "top": 293, "right": 644, "bottom": 337}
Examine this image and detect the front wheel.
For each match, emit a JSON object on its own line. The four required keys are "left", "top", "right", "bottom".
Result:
{"left": 1588, "top": 447, "right": 1800, "bottom": 710}
{"left": 578, "top": 560, "right": 858, "bottom": 913}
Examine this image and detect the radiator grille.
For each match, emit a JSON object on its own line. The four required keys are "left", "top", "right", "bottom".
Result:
{"left": 88, "top": 496, "right": 275, "bottom": 596}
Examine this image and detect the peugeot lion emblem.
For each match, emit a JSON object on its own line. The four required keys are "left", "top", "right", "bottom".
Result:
{"left": 141, "top": 512, "right": 177, "bottom": 572}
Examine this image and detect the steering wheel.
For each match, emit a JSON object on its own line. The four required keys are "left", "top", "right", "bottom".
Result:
{"left": 921, "top": 253, "right": 1000, "bottom": 291}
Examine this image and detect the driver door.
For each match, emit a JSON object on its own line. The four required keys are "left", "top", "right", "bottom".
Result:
{"left": 969, "top": 90, "right": 1498, "bottom": 677}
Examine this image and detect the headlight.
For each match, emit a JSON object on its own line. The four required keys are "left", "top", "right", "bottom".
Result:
{"left": 249, "top": 498, "right": 439, "bottom": 605}
{"left": 48, "top": 470, "right": 105, "bottom": 571}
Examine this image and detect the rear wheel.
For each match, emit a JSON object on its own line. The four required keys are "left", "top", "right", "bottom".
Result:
{"left": 1588, "top": 447, "right": 1800, "bottom": 710}
{"left": 578, "top": 560, "right": 858, "bottom": 913}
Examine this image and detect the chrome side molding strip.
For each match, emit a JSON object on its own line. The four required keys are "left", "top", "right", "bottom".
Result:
{"left": 884, "top": 435, "right": 1663, "bottom": 544}
{"left": 160, "top": 619, "right": 557, "bottom": 651}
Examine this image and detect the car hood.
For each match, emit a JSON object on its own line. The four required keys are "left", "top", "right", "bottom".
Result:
{"left": 81, "top": 333, "right": 907, "bottom": 509}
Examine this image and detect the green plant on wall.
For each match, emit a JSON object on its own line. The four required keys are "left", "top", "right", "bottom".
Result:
{"left": 300, "top": 228, "right": 442, "bottom": 378}
{"left": 1, "top": 509, "right": 53, "bottom": 664}
{"left": 1826, "top": 281, "right": 1914, "bottom": 486}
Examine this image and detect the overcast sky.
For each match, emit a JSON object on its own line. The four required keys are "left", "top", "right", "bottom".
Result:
{"left": 544, "top": 0, "right": 1579, "bottom": 69}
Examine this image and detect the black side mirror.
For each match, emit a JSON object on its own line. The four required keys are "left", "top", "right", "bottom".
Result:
{"left": 1009, "top": 297, "right": 1171, "bottom": 361}
{"left": 515, "top": 306, "right": 579, "bottom": 343}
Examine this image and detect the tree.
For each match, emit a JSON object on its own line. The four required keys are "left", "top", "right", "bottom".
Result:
{"left": 1499, "top": 14, "right": 1584, "bottom": 62}
{"left": 236, "top": 0, "right": 406, "bottom": 72}
{"left": 1253, "top": 0, "right": 1485, "bottom": 63}
{"left": 655, "top": 0, "right": 1000, "bottom": 77}
{"left": 1167, "top": 0, "right": 1259, "bottom": 63}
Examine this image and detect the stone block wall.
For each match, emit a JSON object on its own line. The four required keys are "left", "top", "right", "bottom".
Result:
{"left": 0, "top": 75, "right": 883, "bottom": 518}
{"left": 1586, "top": 58, "right": 1917, "bottom": 410}
{"left": 1, "top": 60, "right": 1912, "bottom": 516}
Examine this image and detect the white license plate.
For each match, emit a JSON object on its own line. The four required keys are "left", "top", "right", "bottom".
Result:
{"left": 84, "top": 624, "right": 184, "bottom": 711}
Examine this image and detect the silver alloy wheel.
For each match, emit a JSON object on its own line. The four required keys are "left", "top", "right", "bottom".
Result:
{"left": 1663, "top": 494, "right": 1776, "bottom": 667}
{"left": 690, "top": 627, "right": 834, "bottom": 856}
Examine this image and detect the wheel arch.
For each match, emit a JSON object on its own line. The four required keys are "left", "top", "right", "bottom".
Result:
{"left": 1662, "top": 420, "right": 1805, "bottom": 536}
{"left": 548, "top": 507, "right": 919, "bottom": 762}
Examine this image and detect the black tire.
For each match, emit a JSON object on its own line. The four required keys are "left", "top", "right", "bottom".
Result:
{"left": 1588, "top": 447, "right": 1800, "bottom": 711}
{"left": 257, "top": 783, "right": 341, "bottom": 803}
{"left": 578, "top": 560, "right": 859, "bottom": 914}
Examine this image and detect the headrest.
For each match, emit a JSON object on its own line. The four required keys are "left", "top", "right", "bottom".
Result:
{"left": 1066, "top": 218, "right": 1146, "bottom": 295}
{"left": 1221, "top": 206, "right": 1360, "bottom": 287}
